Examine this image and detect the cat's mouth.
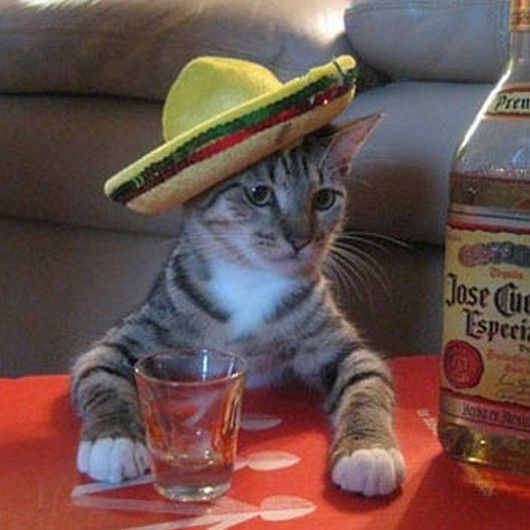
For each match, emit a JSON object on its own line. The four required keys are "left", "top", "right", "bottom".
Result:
{"left": 267, "top": 242, "right": 324, "bottom": 275}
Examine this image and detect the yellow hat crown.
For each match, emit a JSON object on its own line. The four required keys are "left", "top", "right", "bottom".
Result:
{"left": 163, "top": 57, "right": 283, "bottom": 141}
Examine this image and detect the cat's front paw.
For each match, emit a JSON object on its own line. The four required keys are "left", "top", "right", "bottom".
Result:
{"left": 77, "top": 437, "right": 150, "bottom": 483}
{"left": 331, "top": 448, "right": 405, "bottom": 496}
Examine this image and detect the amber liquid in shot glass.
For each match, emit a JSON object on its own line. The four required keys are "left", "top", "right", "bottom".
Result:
{"left": 135, "top": 349, "right": 246, "bottom": 502}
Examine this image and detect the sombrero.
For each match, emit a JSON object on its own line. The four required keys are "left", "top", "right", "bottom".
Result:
{"left": 104, "top": 55, "right": 358, "bottom": 214}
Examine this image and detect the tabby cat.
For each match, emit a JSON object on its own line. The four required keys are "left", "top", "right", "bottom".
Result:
{"left": 71, "top": 115, "right": 405, "bottom": 497}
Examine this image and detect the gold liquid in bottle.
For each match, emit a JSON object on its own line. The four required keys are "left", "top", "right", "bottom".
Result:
{"left": 438, "top": 0, "right": 530, "bottom": 475}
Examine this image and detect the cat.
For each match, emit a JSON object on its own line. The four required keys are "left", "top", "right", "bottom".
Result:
{"left": 71, "top": 114, "right": 405, "bottom": 497}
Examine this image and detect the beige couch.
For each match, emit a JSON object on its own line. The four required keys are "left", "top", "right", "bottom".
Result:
{"left": 1, "top": 0, "right": 509, "bottom": 375}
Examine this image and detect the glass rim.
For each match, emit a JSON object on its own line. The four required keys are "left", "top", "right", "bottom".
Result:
{"left": 134, "top": 348, "right": 247, "bottom": 388}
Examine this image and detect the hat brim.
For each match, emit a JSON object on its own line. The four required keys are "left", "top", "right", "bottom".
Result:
{"left": 104, "top": 56, "right": 358, "bottom": 214}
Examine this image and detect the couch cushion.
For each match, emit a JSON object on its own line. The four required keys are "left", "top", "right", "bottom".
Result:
{"left": 0, "top": 0, "right": 351, "bottom": 100}
{"left": 345, "top": 0, "right": 509, "bottom": 82}
{"left": 0, "top": 95, "right": 184, "bottom": 236}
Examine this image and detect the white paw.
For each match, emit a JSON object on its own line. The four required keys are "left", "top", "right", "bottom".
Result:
{"left": 331, "top": 448, "right": 405, "bottom": 496}
{"left": 77, "top": 437, "right": 150, "bottom": 483}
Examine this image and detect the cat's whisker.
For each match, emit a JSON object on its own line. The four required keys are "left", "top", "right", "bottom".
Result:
{"left": 329, "top": 258, "right": 363, "bottom": 300}
{"left": 329, "top": 249, "right": 365, "bottom": 292}
{"left": 340, "top": 230, "right": 409, "bottom": 249}
{"left": 336, "top": 242, "right": 387, "bottom": 278}
{"left": 331, "top": 243, "right": 392, "bottom": 302}
{"left": 328, "top": 248, "right": 373, "bottom": 306}
{"left": 333, "top": 240, "right": 387, "bottom": 275}
{"left": 335, "top": 266, "right": 364, "bottom": 306}
{"left": 330, "top": 246, "right": 373, "bottom": 290}
{"left": 335, "top": 235, "right": 390, "bottom": 255}
{"left": 337, "top": 243, "right": 390, "bottom": 291}
{"left": 324, "top": 257, "right": 354, "bottom": 300}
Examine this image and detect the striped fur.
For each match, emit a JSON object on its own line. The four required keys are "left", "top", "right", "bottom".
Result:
{"left": 71, "top": 115, "right": 404, "bottom": 494}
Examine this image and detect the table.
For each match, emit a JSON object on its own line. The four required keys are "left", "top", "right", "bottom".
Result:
{"left": 1, "top": 356, "right": 529, "bottom": 530}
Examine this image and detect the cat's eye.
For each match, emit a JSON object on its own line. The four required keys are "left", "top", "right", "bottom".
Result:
{"left": 313, "top": 189, "right": 338, "bottom": 211}
{"left": 246, "top": 185, "right": 274, "bottom": 207}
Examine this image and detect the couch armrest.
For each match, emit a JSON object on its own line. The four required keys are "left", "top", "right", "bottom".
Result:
{"left": 345, "top": 0, "right": 509, "bottom": 82}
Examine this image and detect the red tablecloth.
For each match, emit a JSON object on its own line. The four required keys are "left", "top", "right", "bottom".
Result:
{"left": 1, "top": 356, "right": 529, "bottom": 530}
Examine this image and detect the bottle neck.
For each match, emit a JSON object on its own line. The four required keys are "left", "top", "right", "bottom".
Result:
{"left": 509, "top": 29, "right": 530, "bottom": 62}
{"left": 504, "top": 28, "right": 530, "bottom": 83}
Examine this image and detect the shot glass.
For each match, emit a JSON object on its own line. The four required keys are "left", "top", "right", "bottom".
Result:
{"left": 134, "top": 349, "right": 246, "bottom": 502}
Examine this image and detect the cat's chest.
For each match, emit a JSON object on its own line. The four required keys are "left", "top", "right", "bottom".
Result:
{"left": 207, "top": 263, "right": 295, "bottom": 338}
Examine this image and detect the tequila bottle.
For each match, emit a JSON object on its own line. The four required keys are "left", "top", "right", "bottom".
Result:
{"left": 438, "top": 0, "right": 530, "bottom": 474}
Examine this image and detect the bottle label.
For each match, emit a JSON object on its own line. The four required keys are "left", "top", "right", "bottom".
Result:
{"left": 441, "top": 210, "right": 530, "bottom": 437}
{"left": 486, "top": 86, "right": 530, "bottom": 118}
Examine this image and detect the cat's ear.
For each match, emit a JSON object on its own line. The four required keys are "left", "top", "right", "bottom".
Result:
{"left": 321, "top": 113, "right": 383, "bottom": 177}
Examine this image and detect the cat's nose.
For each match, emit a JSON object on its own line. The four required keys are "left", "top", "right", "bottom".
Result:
{"left": 287, "top": 235, "right": 312, "bottom": 253}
